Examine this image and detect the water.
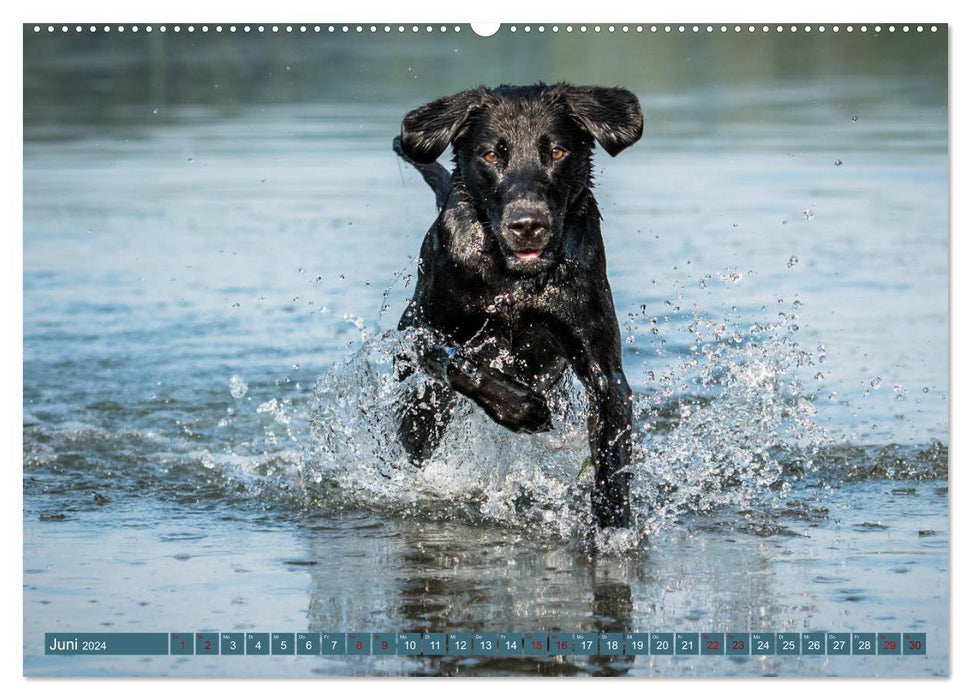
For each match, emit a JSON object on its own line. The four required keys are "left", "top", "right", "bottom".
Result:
{"left": 23, "top": 27, "right": 948, "bottom": 676}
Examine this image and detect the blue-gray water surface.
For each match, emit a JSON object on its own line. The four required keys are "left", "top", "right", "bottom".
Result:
{"left": 23, "top": 27, "right": 948, "bottom": 676}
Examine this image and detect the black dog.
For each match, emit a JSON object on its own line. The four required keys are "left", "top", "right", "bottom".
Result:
{"left": 393, "top": 83, "right": 643, "bottom": 529}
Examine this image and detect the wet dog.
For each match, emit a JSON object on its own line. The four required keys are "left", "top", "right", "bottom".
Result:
{"left": 393, "top": 84, "right": 643, "bottom": 528}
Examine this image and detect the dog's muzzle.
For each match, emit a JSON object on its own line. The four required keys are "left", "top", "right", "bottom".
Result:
{"left": 501, "top": 204, "right": 553, "bottom": 260}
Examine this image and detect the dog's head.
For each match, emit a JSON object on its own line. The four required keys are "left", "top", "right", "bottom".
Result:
{"left": 399, "top": 83, "right": 643, "bottom": 274}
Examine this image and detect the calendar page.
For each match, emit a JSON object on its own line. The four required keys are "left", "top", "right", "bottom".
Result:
{"left": 22, "top": 18, "right": 949, "bottom": 678}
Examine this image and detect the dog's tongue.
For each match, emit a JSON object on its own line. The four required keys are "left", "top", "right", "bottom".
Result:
{"left": 514, "top": 249, "right": 543, "bottom": 260}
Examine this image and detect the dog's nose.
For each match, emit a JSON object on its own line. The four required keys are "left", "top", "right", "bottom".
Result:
{"left": 504, "top": 210, "right": 551, "bottom": 239}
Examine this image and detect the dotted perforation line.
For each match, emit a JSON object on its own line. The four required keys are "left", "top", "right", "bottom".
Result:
{"left": 512, "top": 24, "right": 938, "bottom": 34}
{"left": 31, "top": 24, "right": 466, "bottom": 34}
{"left": 32, "top": 24, "right": 940, "bottom": 35}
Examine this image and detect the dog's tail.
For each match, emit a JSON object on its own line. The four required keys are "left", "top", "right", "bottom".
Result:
{"left": 393, "top": 136, "right": 451, "bottom": 210}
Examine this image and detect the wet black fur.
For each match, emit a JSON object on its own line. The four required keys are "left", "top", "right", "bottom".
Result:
{"left": 393, "top": 83, "right": 643, "bottom": 529}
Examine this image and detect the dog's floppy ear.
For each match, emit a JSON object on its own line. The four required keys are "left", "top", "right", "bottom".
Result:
{"left": 399, "top": 89, "right": 484, "bottom": 164}
{"left": 562, "top": 85, "right": 643, "bottom": 157}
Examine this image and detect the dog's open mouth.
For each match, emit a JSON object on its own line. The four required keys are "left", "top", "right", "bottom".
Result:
{"left": 512, "top": 249, "right": 544, "bottom": 260}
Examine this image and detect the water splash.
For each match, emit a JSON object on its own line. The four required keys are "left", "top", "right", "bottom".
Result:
{"left": 630, "top": 311, "right": 826, "bottom": 537}
{"left": 229, "top": 374, "right": 248, "bottom": 399}
{"left": 299, "top": 290, "right": 829, "bottom": 551}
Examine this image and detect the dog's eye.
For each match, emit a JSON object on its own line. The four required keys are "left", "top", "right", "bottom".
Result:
{"left": 550, "top": 147, "right": 567, "bottom": 161}
{"left": 482, "top": 151, "right": 499, "bottom": 164}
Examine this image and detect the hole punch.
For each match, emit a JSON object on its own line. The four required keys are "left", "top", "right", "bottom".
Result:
{"left": 471, "top": 23, "right": 501, "bottom": 37}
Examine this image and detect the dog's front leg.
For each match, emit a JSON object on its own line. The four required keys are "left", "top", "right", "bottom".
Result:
{"left": 444, "top": 353, "right": 553, "bottom": 434}
{"left": 572, "top": 341, "right": 633, "bottom": 529}
{"left": 400, "top": 325, "right": 553, "bottom": 441}
{"left": 588, "top": 368, "right": 633, "bottom": 528}
{"left": 396, "top": 374, "right": 457, "bottom": 464}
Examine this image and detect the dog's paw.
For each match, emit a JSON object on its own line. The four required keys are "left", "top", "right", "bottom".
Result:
{"left": 513, "top": 391, "right": 554, "bottom": 433}
{"left": 483, "top": 386, "right": 553, "bottom": 434}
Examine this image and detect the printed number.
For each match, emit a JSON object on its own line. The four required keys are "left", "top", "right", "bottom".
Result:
{"left": 280, "top": 640, "right": 287, "bottom": 651}
{"left": 606, "top": 640, "right": 619, "bottom": 651}
{"left": 581, "top": 640, "right": 593, "bottom": 650}
{"left": 833, "top": 640, "right": 845, "bottom": 650}
{"left": 630, "top": 640, "right": 644, "bottom": 650}
{"left": 405, "top": 640, "right": 417, "bottom": 651}
{"left": 229, "top": 640, "right": 237, "bottom": 651}
{"left": 732, "top": 641, "right": 745, "bottom": 651}
{"left": 305, "top": 640, "right": 312, "bottom": 651}
{"left": 681, "top": 640, "right": 694, "bottom": 650}
{"left": 255, "top": 641, "right": 262, "bottom": 651}
{"left": 482, "top": 640, "right": 493, "bottom": 650}
{"left": 179, "top": 641, "right": 185, "bottom": 650}
{"left": 356, "top": 641, "right": 363, "bottom": 651}
{"left": 556, "top": 640, "right": 569, "bottom": 651}
{"left": 204, "top": 641, "right": 211, "bottom": 651}
{"left": 883, "top": 640, "right": 897, "bottom": 651}
{"left": 657, "top": 640, "right": 670, "bottom": 651}
{"left": 808, "top": 640, "right": 821, "bottom": 651}
{"left": 706, "top": 640, "right": 719, "bottom": 651}
{"left": 858, "top": 640, "right": 872, "bottom": 651}
{"left": 381, "top": 641, "right": 388, "bottom": 651}
{"left": 783, "top": 640, "right": 795, "bottom": 651}
{"left": 430, "top": 640, "right": 441, "bottom": 650}
{"left": 532, "top": 641, "right": 544, "bottom": 651}
{"left": 456, "top": 640, "right": 468, "bottom": 651}
{"left": 756, "top": 641, "right": 769, "bottom": 651}
{"left": 331, "top": 640, "right": 338, "bottom": 650}
{"left": 909, "top": 640, "right": 922, "bottom": 651}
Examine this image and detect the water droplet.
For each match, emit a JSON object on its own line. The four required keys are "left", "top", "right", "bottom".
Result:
{"left": 870, "top": 377, "right": 883, "bottom": 389}
{"left": 229, "top": 375, "right": 248, "bottom": 399}
{"left": 834, "top": 159, "right": 843, "bottom": 166}
{"left": 787, "top": 256, "right": 799, "bottom": 268}
{"left": 803, "top": 209, "right": 814, "bottom": 220}
{"left": 851, "top": 115, "right": 859, "bottom": 122}
{"left": 152, "top": 107, "right": 159, "bottom": 115}
{"left": 922, "top": 386, "right": 930, "bottom": 393}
